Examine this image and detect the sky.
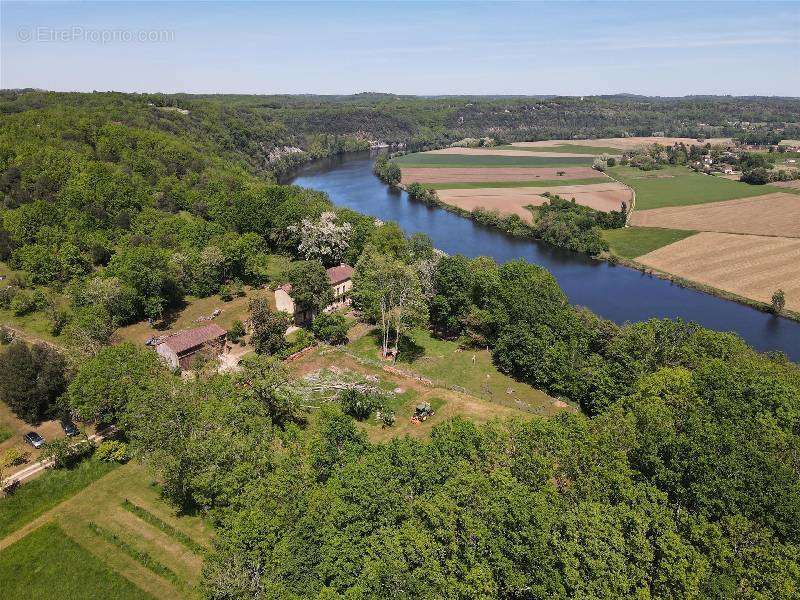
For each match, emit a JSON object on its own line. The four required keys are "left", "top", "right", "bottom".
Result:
{"left": 1, "top": 1, "right": 798, "bottom": 96}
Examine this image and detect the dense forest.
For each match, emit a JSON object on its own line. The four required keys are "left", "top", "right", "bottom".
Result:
{"left": 1, "top": 90, "right": 799, "bottom": 598}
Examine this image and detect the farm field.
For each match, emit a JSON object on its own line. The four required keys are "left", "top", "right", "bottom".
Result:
{"left": 436, "top": 182, "right": 631, "bottom": 217}
{"left": 602, "top": 227, "right": 698, "bottom": 258}
{"left": 772, "top": 179, "right": 800, "bottom": 191}
{"left": 0, "top": 461, "right": 212, "bottom": 600}
{"left": 427, "top": 147, "right": 592, "bottom": 158}
{"left": 500, "top": 143, "right": 625, "bottom": 154}
{"left": 401, "top": 166, "right": 602, "bottom": 184}
{"left": 609, "top": 165, "right": 781, "bottom": 210}
{"left": 425, "top": 177, "right": 605, "bottom": 189}
{"left": 393, "top": 153, "right": 594, "bottom": 168}
{"left": 510, "top": 136, "right": 731, "bottom": 151}
{"left": 630, "top": 192, "right": 800, "bottom": 238}
{"left": 637, "top": 232, "right": 800, "bottom": 312}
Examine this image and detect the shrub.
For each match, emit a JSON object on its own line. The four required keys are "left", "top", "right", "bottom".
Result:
{"left": 10, "top": 290, "right": 36, "bottom": 316}
{"left": 771, "top": 289, "right": 786, "bottom": 314}
{"left": 227, "top": 319, "right": 245, "bottom": 343}
{"left": 94, "top": 440, "right": 130, "bottom": 463}
{"left": 312, "top": 312, "right": 349, "bottom": 345}
{"left": 339, "top": 388, "right": 382, "bottom": 420}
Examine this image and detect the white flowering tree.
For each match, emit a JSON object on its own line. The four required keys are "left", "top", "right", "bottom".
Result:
{"left": 291, "top": 212, "right": 352, "bottom": 266}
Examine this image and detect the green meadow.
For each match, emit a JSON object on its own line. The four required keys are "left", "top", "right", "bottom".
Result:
{"left": 609, "top": 165, "right": 780, "bottom": 210}
{"left": 602, "top": 227, "right": 697, "bottom": 258}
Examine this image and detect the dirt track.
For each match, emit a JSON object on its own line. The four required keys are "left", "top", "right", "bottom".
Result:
{"left": 630, "top": 192, "right": 800, "bottom": 238}
{"left": 637, "top": 232, "right": 800, "bottom": 311}
{"left": 400, "top": 166, "right": 603, "bottom": 184}
{"left": 437, "top": 183, "right": 632, "bottom": 217}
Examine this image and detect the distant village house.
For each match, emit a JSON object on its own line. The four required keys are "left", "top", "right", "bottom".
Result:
{"left": 155, "top": 323, "right": 227, "bottom": 371}
{"left": 275, "top": 263, "right": 354, "bottom": 325}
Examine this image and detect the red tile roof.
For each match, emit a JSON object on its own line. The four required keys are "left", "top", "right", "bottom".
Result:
{"left": 326, "top": 263, "right": 354, "bottom": 285}
{"left": 160, "top": 324, "right": 227, "bottom": 355}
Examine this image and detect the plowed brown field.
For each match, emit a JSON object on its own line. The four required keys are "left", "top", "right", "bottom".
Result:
{"left": 630, "top": 193, "right": 800, "bottom": 238}
{"left": 437, "top": 183, "right": 632, "bottom": 218}
{"left": 637, "top": 232, "right": 800, "bottom": 311}
{"left": 400, "top": 166, "right": 603, "bottom": 185}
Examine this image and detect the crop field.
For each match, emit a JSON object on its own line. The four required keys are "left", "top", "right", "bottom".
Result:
{"left": 772, "top": 179, "right": 800, "bottom": 191}
{"left": 393, "top": 152, "right": 594, "bottom": 168}
{"left": 428, "top": 147, "right": 592, "bottom": 158}
{"left": 400, "top": 166, "right": 602, "bottom": 184}
{"left": 602, "top": 227, "right": 697, "bottom": 258}
{"left": 630, "top": 192, "right": 800, "bottom": 238}
{"left": 609, "top": 166, "right": 779, "bottom": 210}
{"left": 510, "top": 136, "right": 731, "bottom": 151}
{"left": 637, "top": 232, "right": 800, "bottom": 311}
{"left": 436, "top": 182, "right": 632, "bottom": 217}
{"left": 425, "top": 177, "right": 606, "bottom": 190}
{"left": 500, "top": 143, "right": 625, "bottom": 154}
{"left": 0, "top": 462, "right": 212, "bottom": 600}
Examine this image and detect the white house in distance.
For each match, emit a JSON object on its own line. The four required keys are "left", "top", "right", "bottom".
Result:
{"left": 275, "top": 263, "right": 354, "bottom": 325}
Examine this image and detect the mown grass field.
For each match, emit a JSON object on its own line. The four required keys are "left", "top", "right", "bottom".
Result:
{"left": 499, "top": 143, "right": 624, "bottom": 154}
{"left": 0, "top": 522, "right": 152, "bottom": 600}
{"left": 602, "top": 227, "right": 698, "bottom": 258}
{"left": 0, "top": 460, "right": 118, "bottom": 538}
{"left": 424, "top": 177, "right": 605, "bottom": 190}
{"left": 394, "top": 153, "right": 594, "bottom": 168}
{"left": 0, "top": 461, "right": 212, "bottom": 600}
{"left": 609, "top": 165, "right": 780, "bottom": 210}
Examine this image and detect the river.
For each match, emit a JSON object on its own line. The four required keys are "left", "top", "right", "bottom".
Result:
{"left": 289, "top": 152, "right": 800, "bottom": 360}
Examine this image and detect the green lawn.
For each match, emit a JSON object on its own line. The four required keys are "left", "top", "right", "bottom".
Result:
{"left": 602, "top": 227, "right": 698, "bottom": 258}
{"left": 0, "top": 522, "right": 152, "bottom": 599}
{"left": 0, "top": 460, "right": 118, "bottom": 537}
{"left": 394, "top": 153, "right": 594, "bottom": 168}
{"left": 424, "top": 177, "right": 606, "bottom": 190}
{"left": 609, "top": 165, "right": 780, "bottom": 210}
{"left": 348, "top": 328, "right": 561, "bottom": 416}
{"left": 498, "top": 143, "right": 625, "bottom": 154}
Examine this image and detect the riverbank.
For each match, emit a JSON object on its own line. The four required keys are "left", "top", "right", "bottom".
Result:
{"left": 289, "top": 152, "right": 800, "bottom": 358}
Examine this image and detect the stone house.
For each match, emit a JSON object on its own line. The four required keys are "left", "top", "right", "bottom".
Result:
{"left": 275, "top": 263, "right": 354, "bottom": 325}
{"left": 155, "top": 323, "right": 227, "bottom": 371}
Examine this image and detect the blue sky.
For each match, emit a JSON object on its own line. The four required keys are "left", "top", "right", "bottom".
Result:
{"left": 2, "top": 1, "right": 798, "bottom": 96}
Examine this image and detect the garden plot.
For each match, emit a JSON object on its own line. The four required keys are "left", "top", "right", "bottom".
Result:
{"left": 637, "top": 232, "right": 800, "bottom": 311}
{"left": 630, "top": 193, "right": 800, "bottom": 238}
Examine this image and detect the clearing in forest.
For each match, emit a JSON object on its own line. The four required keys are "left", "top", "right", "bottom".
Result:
{"left": 630, "top": 193, "right": 800, "bottom": 238}
{"left": 436, "top": 182, "right": 632, "bottom": 217}
{"left": 637, "top": 232, "right": 800, "bottom": 311}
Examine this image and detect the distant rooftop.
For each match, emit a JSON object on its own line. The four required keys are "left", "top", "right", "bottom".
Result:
{"left": 326, "top": 263, "right": 354, "bottom": 285}
{"left": 159, "top": 324, "right": 226, "bottom": 355}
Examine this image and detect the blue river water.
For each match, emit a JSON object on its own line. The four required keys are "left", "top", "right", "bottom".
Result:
{"left": 290, "top": 153, "right": 800, "bottom": 360}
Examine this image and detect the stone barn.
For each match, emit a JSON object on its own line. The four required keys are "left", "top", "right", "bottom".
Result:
{"left": 155, "top": 323, "right": 227, "bottom": 371}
